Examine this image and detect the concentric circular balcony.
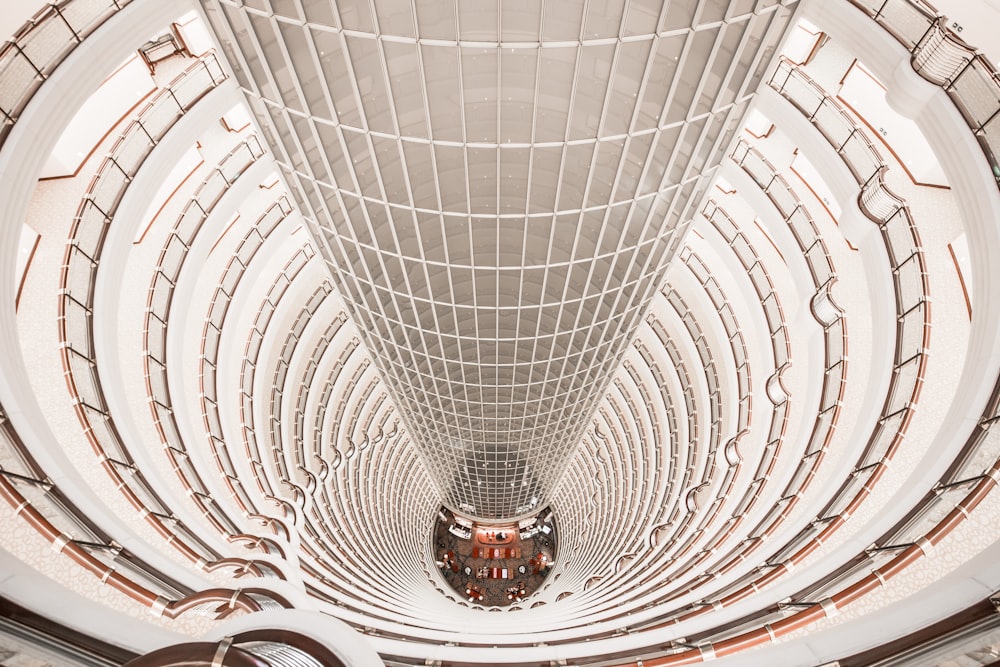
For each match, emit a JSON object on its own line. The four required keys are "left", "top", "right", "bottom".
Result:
{"left": 2, "top": 0, "right": 1000, "bottom": 665}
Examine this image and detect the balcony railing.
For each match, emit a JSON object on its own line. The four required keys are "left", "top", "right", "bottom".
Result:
{"left": 654, "top": 248, "right": 763, "bottom": 583}
{"left": 237, "top": 247, "right": 319, "bottom": 505}
{"left": 846, "top": 0, "right": 1000, "bottom": 182}
{"left": 143, "top": 135, "right": 283, "bottom": 543}
{"left": 59, "top": 54, "right": 231, "bottom": 569}
{"left": 769, "top": 58, "right": 884, "bottom": 192}
{"left": 0, "top": 0, "right": 139, "bottom": 147}
{"left": 200, "top": 198, "right": 295, "bottom": 519}
{"left": 0, "top": 404, "right": 288, "bottom": 620}
{"left": 767, "top": 57, "right": 931, "bottom": 540}
{"left": 618, "top": 282, "right": 735, "bottom": 591}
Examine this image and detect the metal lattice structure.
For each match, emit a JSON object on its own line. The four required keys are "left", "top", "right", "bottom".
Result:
{"left": 200, "top": 0, "right": 795, "bottom": 519}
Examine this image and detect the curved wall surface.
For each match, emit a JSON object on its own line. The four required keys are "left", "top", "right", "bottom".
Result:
{"left": 1, "top": 0, "right": 1000, "bottom": 665}
{"left": 198, "top": 0, "right": 798, "bottom": 520}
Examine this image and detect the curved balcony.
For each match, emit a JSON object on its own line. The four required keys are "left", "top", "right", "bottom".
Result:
{"left": 3, "top": 0, "right": 1000, "bottom": 665}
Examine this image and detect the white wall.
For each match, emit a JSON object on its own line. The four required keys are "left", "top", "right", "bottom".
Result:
{"left": 938, "top": 0, "right": 1000, "bottom": 68}
{"left": 1, "top": 0, "right": 51, "bottom": 43}
{"left": 42, "top": 55, "right": 155, "bottom": 178}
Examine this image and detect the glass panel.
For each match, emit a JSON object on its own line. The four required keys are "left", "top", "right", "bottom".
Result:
{"left": 897, "top": 306, "right": 928, "bottom": 360}
{"left": 768, "top": 182, "right": 796, "bottom": 217}
{"left": 61, "top": 296, "right": 92, "bottom": 356}
{"left": 197, "top": 171, "right": 228, "bottom": 209}
{"left": 813, "top": 102, "right": 853, "bottom": 148}
{"left": 204, "top": 322, "right": 221, "bottom": 360}
{"left": 981, "top": 114, "right": 1000, "bottom": 178}
{"left": 173, "top": 205, "right": 204, "bottom": 249}
{"left": 221, "top": 261, "right": 243, "bottom": 296}
{"left": 139, "top": 94, "right": 183, "bottom": 141}
{"left": 749, "top": 263, "right": 772, "bottom": 300}
{"left": 221, "top": 144, "right": 256, "bottom": 183}
{"left": 159, "top": 234, "right": 188, "bottom": 284}
{"left": 58, "top": 0, "right": 118, "bottom": 37}
{"left": 67, "top": 351, "right": 101, "bottom": 408}
{"left": 148, "top": 274, "right": 172, "bottom": 316}
{"left": 879, "top": 0, "right": 936, "bottom": 48}
{"left": 63, "top": 245, "right": 97, "bottom": 303}
{"left": 104, "top": 552, "right": 185, "bottom": 598}
{"left": 951, "top": 62, "right": 1000, "bottom": 126}
{"left": 85, "top": 407, "right": 129, "bottom": 461}
{"left": 89, "top": 163, "right": 127, "bottom": 216}
{"left": 111, "top": 125, "right": 153, "bottom": 176}
{"left": 158, "top": 410, "right": 183, "bottom": 450}
{"left": 886, "top": 357, "right": 919, "bottom": 415}
{"left": 0, "top": 50, "right": 41, "bottom": 116}
{"left": 236, "top": 231, "right": 263, "bottom": 266}
{"left": 883, "top": 213, "right": 916, "bottom": 266}
{"left": 840, "top": 136, "right": 879, "bottom": 184}
{"left": 772, "top": 328, "right": 789, "bottom": 367}
{"left": 948, "top": 423, "right": 1000, "bottom": 482}
{"left": 146, "top": 362, "right": 169, "bottom": 404}
{"left": 18, "top": 16, "right": 75, "bottom": 70}
{"left": 146, "top": 318, "right": 166, "bottom": 361}
{"left": 860, "top": 419, "right": 897, "bottom": 467}
{"left": 171, "top": 63, "right": 214, "bottom": 109}
{"left": 895, "top": 257, "right": 925, "bottom": 311}
{"left": 127, "top": 475, "right": 168, "bottom": 515}
{"left": 0, "top": 432, "right": 37, "bottom": 479}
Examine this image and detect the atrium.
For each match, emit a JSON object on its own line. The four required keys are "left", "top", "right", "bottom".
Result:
{"left": 2, "top": 0, "right": 1000, "bottom": 665}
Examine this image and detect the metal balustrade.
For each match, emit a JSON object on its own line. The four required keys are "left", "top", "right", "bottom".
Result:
{"left": 232, "top": 251, "right": 435, "bottom": 614}
{"left": 847, "top": 0, "right": 1000, "bottom": 181}
{"left": 619, "top": 261, "right": 754, "bottom": 595}
{"left": 58, "top": 54, "right": 234, "bottom": 569}
{"left": 728, "top": 140, "right": 848, "bottom": 461}
{"left": 268, "top": 283, "right": 333, "bottom": 488}
{"left": 0, "top": 405, "right": 287, "bottom": 620}
{"left": 288, "top": 314, "right": 350, "bottom": 482}
{"left": 729, "top": 140, "right": 838, "bottom": 286}
{"left": 197, "top": 197, "right": 299, "bottom": 569}
{"left": 144, "top": 135, "right": 276, "bottom": 545}
{"left": 553, "top": 336, "right": 681, "bottom": 593}
{"left": 644, "top": 314, "right": 700, "bottom": 527}
{"left": 127, "top": 630, "right": 349, "bottom": 666}
{"left": 554, "top": 59, "right": 931, "bottom": 652}
{"left": 576, "top": 30, "right": 964, "bottom": 664}
{"left": 574, "top": 401, "right": 658, "bottom": 586}
{"left": 768, "top": 58, "right": 883, "bottom": 200}
{"left": 237, "top": 246, "right": 318, "bottom": 506}
{"left": 239, "top": 642, "right": 325, "bottom": 667}
{"left": 717, "top": 137, "right": 851, "bottom": 574}
{"left": 584, "top": 286, "right": 730, "bottom": 599}
{"left": 308, "top": 328, "right": 358, "bottom": 474}
{"left": 55, "top": 89, "right": 291, "bottom": 607}
{"left": 700, "top": 202, "right": 791, "bottom": 381}
{"left": 0, "top": 0, "right": 140, "bottom": 147}
{"left": 200, "top": 200, "right": 296, "bottom": 485}
{"left": 772, "top": 54, "right": 927, "bottom": 475}
{"left": 550, "top": 353, "right": 678, "bottom": 597}
{"left": 659, "top": 275, "right": 739, "bottom": 554}
{"left": 766, "top": 57, "right": 930, "bottom": 530}
{"left": 631, "top": 218, "right": 789, "bottom": 610}
{"left": 0, "top": 404, "right": 189, "bottom": 599}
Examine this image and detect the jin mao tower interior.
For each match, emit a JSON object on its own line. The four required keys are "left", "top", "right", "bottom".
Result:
{"left": 2, "top": 0, "right": 1000, "bottom": 665}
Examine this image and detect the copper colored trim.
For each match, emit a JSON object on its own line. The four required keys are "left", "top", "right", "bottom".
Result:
{"left": 13, "top": 229, "right": 39, "bottom": 310}
{"left": 947, "top": 242, "right": 973, "bottom": 318}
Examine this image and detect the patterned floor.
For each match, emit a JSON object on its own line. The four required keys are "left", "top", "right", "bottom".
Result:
{"left": 433, "top": 509, "right": 557, "bottom": 608}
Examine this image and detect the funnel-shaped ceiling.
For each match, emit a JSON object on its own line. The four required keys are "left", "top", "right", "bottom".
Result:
{"left": 201, "top": 0, "right": 789, "bottom": 519}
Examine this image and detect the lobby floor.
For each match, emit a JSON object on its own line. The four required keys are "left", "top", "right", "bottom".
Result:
{"left": 433, "top": 510, "right": 557, "bottom": 608}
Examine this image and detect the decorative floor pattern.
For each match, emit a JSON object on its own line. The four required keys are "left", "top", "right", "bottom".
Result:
{"left": 433, "top": 509, "right": 557, "bottom": 608}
